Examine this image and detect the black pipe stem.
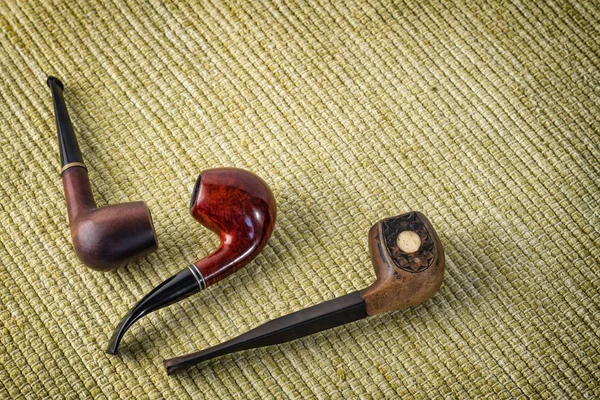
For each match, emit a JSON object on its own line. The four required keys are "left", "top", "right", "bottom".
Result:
{"left": 106, "top": 267, "right": 201, "bottom": 355}
{"left": 163, "top": 291, "right": 367, "bottom": 374}
{"left": 47, "top": 76, "right": 84, "bottom": 168}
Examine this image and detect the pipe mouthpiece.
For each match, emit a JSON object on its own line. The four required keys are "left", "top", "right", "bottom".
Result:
{"left": 47, "top": 76, "right": 64, "bottom": 90}
{"left": 106, "top": 267, "right": 202, "bottom": 354}
{"left": 106, "top": 308, "right": 143, "bottom": 355}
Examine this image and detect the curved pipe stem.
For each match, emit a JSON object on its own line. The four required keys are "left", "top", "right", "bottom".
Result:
{"left": 106, "top": 267, "right": 202, "bottom": 354}
{"left": 106, "top": 245, "right": 235, "bottom": 353}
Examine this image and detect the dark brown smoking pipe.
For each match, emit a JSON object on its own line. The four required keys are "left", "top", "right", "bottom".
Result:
{"left": 163, "top": 211, "right": 444, "bottom": 374}
{"left": 107, "top": 168, "right": 277, "bottom": 354}
{"left": 48, "top": 77, "right": 158, "bottom": 271}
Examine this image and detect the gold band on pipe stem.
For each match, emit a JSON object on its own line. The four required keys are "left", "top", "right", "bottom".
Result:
{"left": 61, "top": 162, "right": 87, "bottom": 174}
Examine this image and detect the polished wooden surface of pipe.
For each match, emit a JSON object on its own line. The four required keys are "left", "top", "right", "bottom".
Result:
{"left": 190, "top": 168, "right": 277, "bottom": 287}
{"left": 62, "top": 167, "right": 157, "bottom": 271}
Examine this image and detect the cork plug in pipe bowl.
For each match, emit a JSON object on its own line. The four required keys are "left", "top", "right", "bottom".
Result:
{"left": 47, "top": 77, "right": 158, "bottom": 271}
{"left": 163, "top": 211, "right": 445, "bottom": 374}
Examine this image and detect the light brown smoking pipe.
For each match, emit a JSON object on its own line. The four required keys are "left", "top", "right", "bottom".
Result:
{"left": 164, "top": 211, "right": 444, "bottom": 374}
{"left": 48, "top": 77, "right": 158, "bottom": 271}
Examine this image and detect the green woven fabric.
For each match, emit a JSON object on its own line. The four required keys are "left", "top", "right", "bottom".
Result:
{"left": 1, "top": 0, "right": 598, "bottom": 398}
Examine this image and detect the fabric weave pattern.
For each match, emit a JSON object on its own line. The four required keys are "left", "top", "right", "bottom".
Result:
{"left": 0, "top": 0, "right": 598, "bottom": 398}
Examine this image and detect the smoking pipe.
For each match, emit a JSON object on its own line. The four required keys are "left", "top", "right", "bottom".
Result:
{"left": 163, "top": 211, "right": 444, "bottom": 374}
{"left": 107, "top": 168, "right": 277, "bottom": 355}
{"left": 47, "top": 77, "right": 158, "bottom": 271}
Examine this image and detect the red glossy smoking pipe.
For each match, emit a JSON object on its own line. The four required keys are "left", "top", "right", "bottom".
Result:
{"left": 107, "top": 168, "right": 277, "bottom": 354}
{"left": 163, "top": 212, "right": 444, "bottom": 374}
{"left": 48, "top": 77, "right": 158, "bottom": 271}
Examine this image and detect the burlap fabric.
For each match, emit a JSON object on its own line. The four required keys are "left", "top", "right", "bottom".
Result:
{"left": 0, "top": 0, "right": 598, "bottom": 398}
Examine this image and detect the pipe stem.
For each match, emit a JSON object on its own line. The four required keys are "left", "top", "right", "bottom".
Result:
{"left": 163, "top": 291, "right": 366, "bottom": 374}
{"left": 106, "top": 266, "right": 202, "bottom": 354}
{"left": 47, "top": 76, "right": 84, "bottom": 168}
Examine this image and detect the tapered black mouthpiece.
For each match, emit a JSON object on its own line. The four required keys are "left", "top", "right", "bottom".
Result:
{"left": 106, "top": 267, "right": 201, "bottom": 355}
{"left": 47, "top": 76, "right": 84, "bottom": 168}
{"left": 163, "top": 291, "right": 367, "bottom": 374}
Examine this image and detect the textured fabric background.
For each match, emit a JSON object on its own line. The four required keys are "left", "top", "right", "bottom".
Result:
{"left": 0, "top": 0, "right": 598, "bottom": 398}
